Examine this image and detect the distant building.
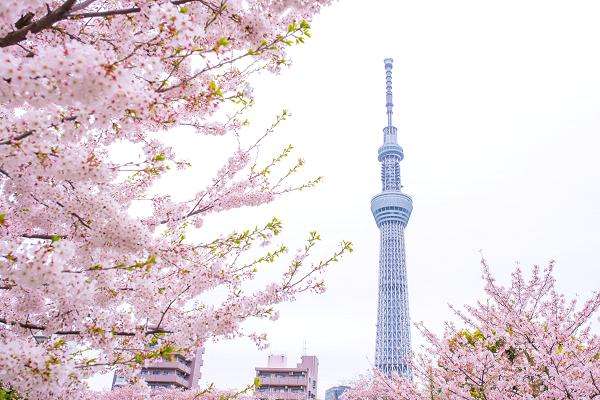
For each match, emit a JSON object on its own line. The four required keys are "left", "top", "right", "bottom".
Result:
{"left": 112, "top": 348, "right": 204, "bottom": 390}
{"left": 324, "top": 386, "right": 350, "bottom": 400}
{"left": 254, "top": 354, "right": 318, "bottom": 400}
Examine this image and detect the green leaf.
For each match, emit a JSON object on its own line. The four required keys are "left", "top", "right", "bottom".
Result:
{"left": 50, "top": 234, "right": 61, "bottom": 243}
{"left": 208, "top": 81, "right": 223, "bottom": 97}
{"left": 0, "top": 388, "right": 15, "bottom": 400}
{"left": 217, "top": 37, "right": 230, "bottom": 47}
{"left": 253, "top": 376, "right": 261, "bottom": 387}
{"left": 159, "top": 344, "right": 176, "bottom": 360}
{"left": 179, "top": 6, "right": 189, "bottom": 13}
{"left": 0, "top": 213, "right": 5, "bottom": 226}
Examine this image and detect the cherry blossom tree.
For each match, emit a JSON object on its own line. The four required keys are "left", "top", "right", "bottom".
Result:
{"left": 0, "top": 1, "right": 351, "bottom": 399}
{"left": 345, "top": 261, "right": 600, "bottom": 400}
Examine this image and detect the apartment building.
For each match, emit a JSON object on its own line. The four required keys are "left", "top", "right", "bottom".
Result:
{"left": 112, "top": 347, "right": 204, "bottom": 390}
{"left": 254, "top": 355, "right": 318, "bottom": 400}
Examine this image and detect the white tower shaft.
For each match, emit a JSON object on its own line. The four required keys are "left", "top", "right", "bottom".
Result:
{"left": 371, "top": 58, "right": 413, "bottom": 376}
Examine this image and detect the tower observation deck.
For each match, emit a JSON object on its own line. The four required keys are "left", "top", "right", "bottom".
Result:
{"left": 371, "top": 58, "right": 413, "bottom": 376}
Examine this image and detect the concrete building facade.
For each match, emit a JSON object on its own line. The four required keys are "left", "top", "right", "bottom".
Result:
{"left": 112, "top": 348, "right": 204, "bottom": 390}
{"left": 254, "top": 355, "right": 318, "bottom": 400}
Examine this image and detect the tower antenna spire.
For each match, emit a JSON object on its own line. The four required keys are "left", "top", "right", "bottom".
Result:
{"left": 384, "top": 58, "right": 394, "bottom": 129}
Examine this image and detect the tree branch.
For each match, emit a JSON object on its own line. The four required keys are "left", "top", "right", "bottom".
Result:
{"left": 0, "top": 0, "right": 77, "bottom": 48}
{"left": 0, "top": 318, "right": 171, "bottom": 337}
{"left": 1, "top": 116, "right": 76, "bottom": 146}
{"left": 155, "top": 285, "right": 191, "bottom": 331}
{"left": 68, "top": 0, "right": 216, "bottom": 19}
{"left": 0, "top": 130, "right": 35, "bottom": 145}
{"left": 21, "top": 234, "right": 63, "bottom": 240}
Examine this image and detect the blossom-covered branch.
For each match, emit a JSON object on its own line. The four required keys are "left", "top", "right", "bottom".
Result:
{"left": 0, "top": 1, "right": 347, "bottom": 399}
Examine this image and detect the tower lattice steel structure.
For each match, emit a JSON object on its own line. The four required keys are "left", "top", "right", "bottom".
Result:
{"left": 371, "top": 58, "right": 413, "bottom": 376}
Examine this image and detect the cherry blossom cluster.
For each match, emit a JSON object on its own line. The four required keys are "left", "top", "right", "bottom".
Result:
{"left": 82, "top": 383, "right": 255, "bottom": 400}
{"left": 0, "top": 1, "right": 350, "bottom": 399}
{"left": 344, "top": 261, "right": 600, "bottom": 400}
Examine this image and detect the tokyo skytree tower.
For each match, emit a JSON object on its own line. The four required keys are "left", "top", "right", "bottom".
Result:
{"left": 371, "top": 58, "right": 413, "bottom": 376}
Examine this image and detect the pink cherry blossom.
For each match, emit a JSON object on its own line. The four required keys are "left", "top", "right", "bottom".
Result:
{"left": 82, "top": 383, "right": 256, "bottom": 400}
{"left": 344, "top": 260, "right": 600, "bottom": 400}
{"left": 0, "top": 1, "right": 352, "bottom": 399}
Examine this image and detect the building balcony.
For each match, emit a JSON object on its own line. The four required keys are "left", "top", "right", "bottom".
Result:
{"left": 255, "top": 389, "right": 307, "bottom": 400}
{"left": 258, "top": 376, "right": 308, "bottom": 386}
{"left": 143, "top": 372, "right": 190, "bottom": 388}
{"left": 144, "top": 360, "right": 192, "bottom": 375}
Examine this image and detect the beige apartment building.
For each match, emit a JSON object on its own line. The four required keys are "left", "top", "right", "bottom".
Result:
{"left": 112, "top": 348, "right": 204, "bottom": 390}
{"left": 254, "top": 355, "right": 318, "bottom": 400}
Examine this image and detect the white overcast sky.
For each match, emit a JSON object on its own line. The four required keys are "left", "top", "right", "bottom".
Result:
{"left": 94, "top": 0, "right": 600, "bottom": 397}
